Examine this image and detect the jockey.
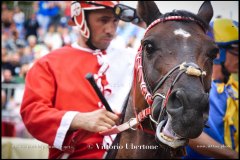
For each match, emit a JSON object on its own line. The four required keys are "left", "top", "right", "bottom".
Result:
{"left": 20, "top": 1, "right": 143, "bottom": 159}
{"left": 185, "top": 18, "right": 239, "bottom": 159}
{"left": 209, "top": 18, "right": 238, "bottom": 83}
{"left": 68, "top": 1, "right": 142, "bottom": 50}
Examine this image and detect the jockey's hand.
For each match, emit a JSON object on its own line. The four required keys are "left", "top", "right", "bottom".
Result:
{"left": 70, "top": 108, "right": 119, "bottom": 132}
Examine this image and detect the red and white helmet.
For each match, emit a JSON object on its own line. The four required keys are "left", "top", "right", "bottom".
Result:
{"left": 68, "top": 1, "right": 119, "bottom": 39}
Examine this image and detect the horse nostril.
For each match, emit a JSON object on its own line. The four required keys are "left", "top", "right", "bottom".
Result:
{"left": 166, "top": 90, "right": 184, "bottom": 114}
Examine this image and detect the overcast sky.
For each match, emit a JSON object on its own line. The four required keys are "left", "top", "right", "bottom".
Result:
{"left": 122, "top": 1, "right": 239, "bottom": 21}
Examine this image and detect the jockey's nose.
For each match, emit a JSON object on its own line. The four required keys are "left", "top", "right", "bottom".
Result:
{"left": 104, "top": 21, "right": 117, "bottom": 35}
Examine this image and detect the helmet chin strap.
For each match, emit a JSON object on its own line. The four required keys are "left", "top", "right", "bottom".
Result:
{"left": 84, "top": 11, "right": 99, "bottom": 51}
{"left": 86, "top": 37, "right": 98, "bottom": 50}
{"left": 220, "top": 62, "right": 231, "bottom": 83}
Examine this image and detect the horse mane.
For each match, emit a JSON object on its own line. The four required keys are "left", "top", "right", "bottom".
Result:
{"left": 161, "top": 10, "right": 210, "bottom": 32}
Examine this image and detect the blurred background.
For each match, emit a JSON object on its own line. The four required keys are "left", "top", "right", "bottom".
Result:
{"left": 122, "top": 1, "right": 239, "bottom": 21}
{"left": 1, "top": 1, "right": 238, "bottom": 159}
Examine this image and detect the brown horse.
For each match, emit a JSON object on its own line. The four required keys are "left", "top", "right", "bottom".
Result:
{"left": 105, "top": 1, "right": 218, "bottom": 159}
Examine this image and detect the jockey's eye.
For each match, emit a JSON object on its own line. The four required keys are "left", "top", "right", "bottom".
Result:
{"left": 143, "top": 40, "right": 154, "bottom": 55}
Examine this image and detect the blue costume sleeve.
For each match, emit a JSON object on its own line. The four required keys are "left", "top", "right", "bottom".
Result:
{"left": 184, "top": 82, "right": 228, "bottom": 159}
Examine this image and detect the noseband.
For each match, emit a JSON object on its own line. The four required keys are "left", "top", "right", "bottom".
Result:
{"left": 134, "top": 16, "right": 207, "bottom": 127}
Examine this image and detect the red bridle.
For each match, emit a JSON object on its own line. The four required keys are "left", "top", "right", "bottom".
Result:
{"left": 134, "top": 16, "right": 207, "bottom": 127}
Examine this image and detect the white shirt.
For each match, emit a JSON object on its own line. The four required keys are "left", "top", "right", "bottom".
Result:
{"left": 103, "top": 41, "right": 137, "bottom": 148}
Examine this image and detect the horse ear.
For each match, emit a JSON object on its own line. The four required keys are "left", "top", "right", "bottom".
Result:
{"left": 137, "top": 1, "right": 161, "bottom": 26}
{"left": 197, "top": 1, "right": 213, "bottom": 24}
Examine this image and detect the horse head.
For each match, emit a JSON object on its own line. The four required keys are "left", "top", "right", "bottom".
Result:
{"left": 135, "top": 1, "right": 218, "bottom": 149}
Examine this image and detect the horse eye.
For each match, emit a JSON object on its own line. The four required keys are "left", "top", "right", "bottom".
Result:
{"left": 144, "top": 42, "right": 154, "bottom": 54}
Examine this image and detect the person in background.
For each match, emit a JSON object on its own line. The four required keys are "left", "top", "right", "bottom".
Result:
{"left": 24, "top": 13, "right": 40, "bottom": 40}
{"left": 2, "top": 90, "right": 7, "bottom": 108}
{"left": 13, "top": 6, "right": 25, "bottom": 39}
{"left": 2, "top": 69, "right": 16, "bottom": 109}
{"left": 20, "top": 1, "right": 143, "bottom": 159}
{"left": 185, "top": 18, "right": 239, "bottom": 159}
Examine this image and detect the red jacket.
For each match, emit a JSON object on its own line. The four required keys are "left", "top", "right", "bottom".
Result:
{"left": 21, "top": 46, "right": 106, "bottom": 158}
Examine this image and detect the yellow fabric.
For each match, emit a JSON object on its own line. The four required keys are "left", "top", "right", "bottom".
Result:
{"left": 216, "top": 82, "right": 225, "bottom": 93}
{"left": 213, "top": 18, "right": 238, "bottom": 43}
{"left": 232, "top": 73, "right": 239, "bottom": 81}
{"left": 223, "top": 76, "right": 239, "bottom": 152}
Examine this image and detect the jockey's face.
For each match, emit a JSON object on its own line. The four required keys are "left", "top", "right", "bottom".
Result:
{"left": 88, "top": 9, "right": 119, "bottom": 50}
{"left": 225, "top": 45, "right": 239, "bottom": 73}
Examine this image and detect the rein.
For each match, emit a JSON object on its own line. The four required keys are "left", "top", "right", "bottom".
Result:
{"left": 100, "top": 16, "right": 207, "bottom": 136}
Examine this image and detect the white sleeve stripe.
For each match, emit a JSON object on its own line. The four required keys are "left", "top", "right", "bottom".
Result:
{"left": 53, "top": 111, "right": 79, "bottom": 150}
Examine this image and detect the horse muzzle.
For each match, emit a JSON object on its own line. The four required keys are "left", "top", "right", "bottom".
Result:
{"left": 152, "top": 88, "right": 209, "bottom": 148}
